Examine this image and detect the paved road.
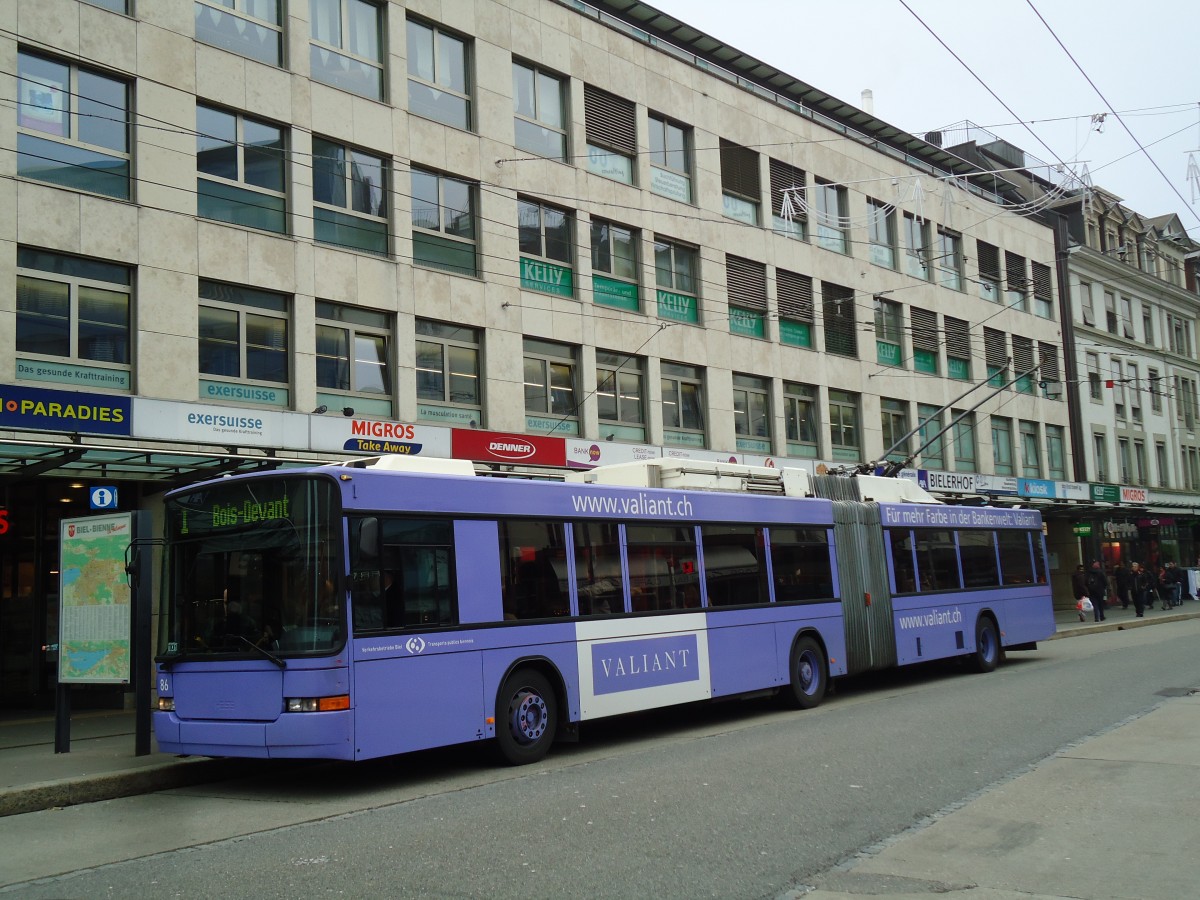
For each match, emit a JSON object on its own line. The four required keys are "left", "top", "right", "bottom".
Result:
{"left": 2, "top": 619, "right": 1198, "bottom": 898}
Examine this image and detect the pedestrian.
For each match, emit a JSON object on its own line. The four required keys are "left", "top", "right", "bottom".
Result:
{"left": 1156, "top": 565, "right": 1173, "bottom": 611}
{"left": 1085, "top": 561, "right": 1108, "bottom": 622}
{"left": 1166, "top": 561, "right": 1184, "bottom": 607}
{"left": 1071, "top": 564, "right": 1087, "bottom": 601}
{"left": 1114, "top": 561, "right": 1133, "bottom": 609}
{"left": 1131, "top": 562, "right": 1151, "bottom": 618}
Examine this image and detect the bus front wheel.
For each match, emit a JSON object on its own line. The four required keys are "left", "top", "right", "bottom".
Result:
{"left": 496, "top": 669, "right": 557, "bottom": 765}
{"left": 782, "top": 636, "right": 827, "bottom": 710}
{"left": 971, "top": 616, "right": 1001, "bottom": 673}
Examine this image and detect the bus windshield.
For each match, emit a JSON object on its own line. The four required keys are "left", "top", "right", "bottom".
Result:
{"left": 159, "top": 474, "right": 343, "bottom": 660}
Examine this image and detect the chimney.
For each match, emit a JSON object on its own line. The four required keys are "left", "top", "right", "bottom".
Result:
{"left": 861, "top": 89, "right": 874, "bottom": 115}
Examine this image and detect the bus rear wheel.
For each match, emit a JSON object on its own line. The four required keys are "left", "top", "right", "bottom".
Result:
{"left": 971, "top": 616, "right": 1001, "bottom": 673}
{"left": 496, "top": 669, "right": 557, "bottom": 765}
{"left": 782, "top": 636, "right": 827, "bottom": 710}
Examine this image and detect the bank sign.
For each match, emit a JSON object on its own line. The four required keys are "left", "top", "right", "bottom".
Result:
{"left": 0, "top": 385, "right": 130, "bottom": 436}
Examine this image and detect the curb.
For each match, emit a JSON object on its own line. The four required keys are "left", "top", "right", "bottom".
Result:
{"left": 1049, "top": 609, "right": 1200, "bottom": 640}
{"left": 0, "top": 757, "right": 246, "bottom": 818}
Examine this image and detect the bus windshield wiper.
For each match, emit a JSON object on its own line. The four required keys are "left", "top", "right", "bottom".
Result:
{"left": 223, "top": 633, "right": 287, "bottom": 669}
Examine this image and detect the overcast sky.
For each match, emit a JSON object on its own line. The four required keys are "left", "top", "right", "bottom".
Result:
{"left": 649, "top": 0, "right": 1200, "bottom": 236}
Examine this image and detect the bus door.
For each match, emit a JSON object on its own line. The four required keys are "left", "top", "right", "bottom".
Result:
{"left": 832, "top": 501, "right": 897, "bottom": 674}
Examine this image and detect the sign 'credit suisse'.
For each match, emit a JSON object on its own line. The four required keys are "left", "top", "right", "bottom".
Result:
{"left": 451, "top": 429, "right": 566, "bottom": 467}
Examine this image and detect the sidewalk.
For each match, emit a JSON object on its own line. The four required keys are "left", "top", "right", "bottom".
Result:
{"left": 1, "top": 602, "right": 1197, "bottom": 820}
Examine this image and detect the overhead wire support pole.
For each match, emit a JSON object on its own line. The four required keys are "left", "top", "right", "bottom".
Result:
{"left": 875, "top": 361, "right": 1041, "bottom": 478}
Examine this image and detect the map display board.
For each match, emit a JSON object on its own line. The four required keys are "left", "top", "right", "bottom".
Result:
{"left": 58, "top": 513, "right": 132, "bottom": 684}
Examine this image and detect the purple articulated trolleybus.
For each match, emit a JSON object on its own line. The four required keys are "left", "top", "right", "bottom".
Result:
{"left": 153, "top": 456, "right": 1054, "bottom": 764}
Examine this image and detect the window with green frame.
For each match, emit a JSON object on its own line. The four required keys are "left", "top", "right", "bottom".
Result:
{"left": 952, "top": 410, "right": 976, "bottom": 473}
{"left": 784, "top": 382, "right": 819, "bottom": 458}
{"left": 916, "top": 403, "right": 944, "bottom": 468}
{"left": 777, "top": 269, "right": 814, "bottom": 348}
{"left": 654, "top": 238, "right": 699, "bottom": 323}
{"left": 591, "top": 220, "right": 639, "bottom": 310}
{"left": 991, "top": 416, "right": 1014, "bottom": 476}
{"left": 880, "top": 398, "right": 909, "bottom": 462}
{"left": 16, "top": 247, "right": 132, "bottom": 390}
{"left": 197, "top": 104, "right": 286, "bottom": 232}
{"left": 17, "top": 50, "right": 130, "bottom": 200}
{"left": 315, "top": 300, "right": 391, "bottom": 416}
{"left": 828, "top": 389, "right": 860, "bottom": 462}
{"left": 874, "top": 297, "right": 903, "bottom": 367}
{"left": 196, "top": 0, "right": 282, "bottom": 66}
{"left": 411, "top": 168, "right": 477, "bottom": 276}
{"left": 312, "top": 137, "right": 388, "bottom": 254}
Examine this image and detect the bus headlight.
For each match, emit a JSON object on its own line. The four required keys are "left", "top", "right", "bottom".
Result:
{"left": 157, "top": 697, "right": 175, "bottom": 711}
{"left": 285, "top": 695, "right": 350, "bottom": 712}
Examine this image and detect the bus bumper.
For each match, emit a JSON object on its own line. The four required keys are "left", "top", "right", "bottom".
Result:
{"left": 153, "top": 709, "right": 354, "bottom": 760}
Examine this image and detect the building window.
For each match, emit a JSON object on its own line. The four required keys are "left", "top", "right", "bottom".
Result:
{"left": 733, "top": 374, "right": 771, "bottom": 452}
{"left": 1104, "top": 291, "right": 1118, "bottom": 334}
{"left": 1011, "top": 334, "right": 1036, "bottom": 394}
{"left": 1005, "top": 252, "right": 1028, "bottom": 311}
{"left": 16, "top": 248, "right": 131, "bottom": 390}
{"left": 195, "top": 0, "right": 282, "bottom": 66}
{"left": 196, "top": 104, "right": 286, "bottom": 233}
{"left": 315, "top": 301, "right": 391, "bottom": 416}
{"left": 416, "top": 319, "right": 481, "bottom": 426}
{"left": 976, "top": 240, "right": 1001, "bottom": 302}
{"left": 935, "top": 228, "right": 963, "bottom": 290}
{"left": 874, "top": 297, "right": 903, "bottom": 368}
{"left": 984, "top": 327, "right": 1008, "bottom": 388}
{"left": 777, "top": 268, "right": 815, "bottom": 348}
{"left": 311, "top": 0, "right": 384, "bottom": 100}
{"left": 720, "top": 140, "right": 760, "bottom": 225}
{"left": 991, "top": 417, "right": 1014, "bottom": 475}
{"left": 661, "top": 362, "right": 706, "bottom": 447}
{"left": 813, "top": 179, "right": 848, "bottom": 253}
{"left": 1142, "top": 302, "right": 1154, "bottom": 344}
{"left": 1046, "top": 424, "right": 1066, "bottom": 480}
{"left": 1149, "top": 368, "right": 1162, "bottom": 413}
{"left": 1133, "top": 440, "right": 1147, "bottom": 486}
{"left": 784, "top": 382, "right": 818, "bottom": 458}
{"left": 406, "top": 16, "right": 470, "bottom": 128}
{"left": 917, "top": 404, "right": 944, "bottom": 468}
{"left": 648, "top": 113, "right": 692, "bottom": 203}
{"left": 1086, "top": 353, "right": 1102, "bottom": 401}
{"left": 411, "top": 168, "right": 477, "bottom": 276}
{"left": 17, "top": 50, "right": 130, "bottom": 200}
{"left": 881, "top": 398, "right": 910, "bottom": 462}
{"left": 523, "top": 339, "right": 578, "bottom": 434}
{"left": 518, "top": 197, "right": 574, "bottom": 297}
{"left": 1118, "top": 438, "right": 1132, "bottom": 483}
{"left": 1128, "top": 362, "right": 1142, "bottom": 423}
{"left": 1120, "top": 296, "right": 1135, "bottom": 338}
{"left": 512, "top": 61, "right": 566, "bottom": 161}
{"left": 769, "top": 158, "right": 806, "bottom": 241}
{"left": 910, "top": 306, "right": 939, "bottom": 375}
{"left": 83, "top": 0, "right": 128, "bottom": 11}
{"left": 312, "top": 137, "right": 387, "bottom": 254}
{"left": 822, "top": 282, "right": 857, "bottom": 358}
{"left": 1078, "top": 280, "right": 1094, "bottom": 326}
{"left": 198, "top": 280, "right": 289, "bottom": 406}
{"left": 584, "top": 85, "right": 635, "bottom": 184}
{"left": 596, "top": 351, "right": 645, "bottom": 441}
{"left": 828, "top": 390, "right": 860, "bottom": 462}
{"left": 1155, "top": 441, "right": 1169, "bottom": 488}
{"left": 590, "top": 219, "right": 639, "bottom": 310}
{"left": 953, "top": 410, "right": 976, "bottom": 473}
{"left": 726, "top": 256, "right": 767, "bottom": 339}
{"left": 654, "top": 237, "right": 699, "bottom": 324}
{"left": 944, "top": 315, "right": 971, "bottom": 381}
{"left": 1019, "top": 420, "right": 1041, "bottom": 478}
{"left": 1031, "top": 261, "right": 1054, "bottom": 319}
{"left": 902, "top": 213, "right": 929, "bottom": 279}
{"left": 868, "top": 199, "right": 896, "bottom": 268}
{"left": 1093, "top": 433, "right": 1108, "bottom": 483}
